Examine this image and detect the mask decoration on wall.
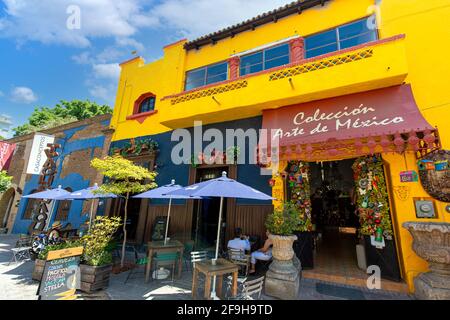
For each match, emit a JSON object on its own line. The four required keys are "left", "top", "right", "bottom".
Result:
{"left": 352, "top": 155, "right": 393, "bottom": 242}
{"left": 418, "top": 150, "right": 450, "bottom": 202}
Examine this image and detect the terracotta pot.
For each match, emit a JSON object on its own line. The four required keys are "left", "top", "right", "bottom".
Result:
{"left": 403, "top": 222, "right": 450, "bottom": 299}
{"left": 269, "top": 234, "right": 297, "bottom": 261}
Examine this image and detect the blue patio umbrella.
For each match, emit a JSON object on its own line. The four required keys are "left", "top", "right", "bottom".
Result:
{"left": 23, "top": 185, "right": 72, "bottom": 231}
{"left": 166, "top": 172, "right": 273, "bottom": 299}
{"left": 133, "top": 180, "right": 202, "bottom": 244}
{"left": 61, "top": 183, "right": 118, "bottom": 230}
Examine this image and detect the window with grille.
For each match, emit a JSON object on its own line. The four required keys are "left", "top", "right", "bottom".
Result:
{"left": 304, "top": 16, "right": 378, "bottom": 58}
{"left": 138, "top": 96, "right": 156, "bottom": 113}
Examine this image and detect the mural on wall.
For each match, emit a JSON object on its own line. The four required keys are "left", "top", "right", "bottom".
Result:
{"left": 28, "top": 143, "right": 61, "bottom": 233}
{"left": 418, "top": 150, "right": 450, "bottom": 202}
{"left": 110, "top": 138, "right": 159, "bottom": 158}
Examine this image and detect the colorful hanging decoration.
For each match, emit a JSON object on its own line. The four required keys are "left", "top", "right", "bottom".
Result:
{"left": 287, "top": 160, "right": 312, "bottom": 232}
{"left": 352, "top": 155, "right": 393, "bottom": 242}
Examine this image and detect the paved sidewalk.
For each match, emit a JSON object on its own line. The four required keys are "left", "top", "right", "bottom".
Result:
{"left": 0, "top": 234, "right": 414, "bottom": 300}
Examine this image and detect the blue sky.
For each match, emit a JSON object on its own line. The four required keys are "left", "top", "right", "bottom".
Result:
{"left": 0, "top": 0, "right": 293, "bottom": 138}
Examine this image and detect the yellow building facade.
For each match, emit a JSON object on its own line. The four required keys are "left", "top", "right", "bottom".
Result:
{"left": 110, "top": 0, "right": 450, "bottom": 293}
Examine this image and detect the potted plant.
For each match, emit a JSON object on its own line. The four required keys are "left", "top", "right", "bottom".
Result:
{"left": 264, "top": 202, "right": 303, "bottom": 300}
{"left": 78, "top": 216, "right": 122, "bottom": 293}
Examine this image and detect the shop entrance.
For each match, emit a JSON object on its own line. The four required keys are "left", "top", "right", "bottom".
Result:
{"left": 308, "top": 159, "right": 362, "bottom": 278}
{"left": 191, "top": 167, "right": 228, "bottom": 251}
{"left": 287, "top": 156, "right": 403, "bottom": 287}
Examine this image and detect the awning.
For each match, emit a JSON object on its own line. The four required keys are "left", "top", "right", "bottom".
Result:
{"left": 259, "top": 85, "right": 440, "bottom": 162}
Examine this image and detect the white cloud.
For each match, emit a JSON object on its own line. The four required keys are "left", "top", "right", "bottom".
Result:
{"left": 151, "top": 0, "right": 294, "bottom": 39}
{"left": 92, "top": 63, "right": 121, "bottom": 80}
{"left": 89, "top": 85, "right": 115, "bottom": 103}
{"left": 0, "top": 0, "right": 295, "bottom": 47}
{"left": 10, "top": 87, "right": 38, "bottom": 104}
{"left": 0, "top": 0, "right": 158, "bottom": 47}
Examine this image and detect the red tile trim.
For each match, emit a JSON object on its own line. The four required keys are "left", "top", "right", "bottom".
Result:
{"left": 119, "top": 56, "right": 142, "bottom": 67}
{"left": 161, "top": 34, "right": 405, "bottom": 101}
{"left": 126, "top": 110, "right": 158, "bottom": 124}
{"left": 164, "top": 38, "right": 188, "bottom": 49}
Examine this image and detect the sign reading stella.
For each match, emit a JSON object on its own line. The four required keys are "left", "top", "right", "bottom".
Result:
{"left": 262, "top": 85, "right": 433, "bottom": 146}
{"left": 26, "top": 133, "right": 55, "bottom": 175}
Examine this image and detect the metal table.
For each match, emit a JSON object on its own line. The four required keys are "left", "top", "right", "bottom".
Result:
{"left": 145, "top": 240, "right": 184, "bottom": 282}
{"left": 192, "top": 258, "right": 239, "bottom": 300}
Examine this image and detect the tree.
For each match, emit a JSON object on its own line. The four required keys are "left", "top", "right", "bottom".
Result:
{"left": 0, "top": 171, "right": 13, "bottom": 193}
{"left": 13, "top": 100, "right": 113, "bottom": 137}
{"left": 91, "top": 155, "right": 157, "bottom": 268}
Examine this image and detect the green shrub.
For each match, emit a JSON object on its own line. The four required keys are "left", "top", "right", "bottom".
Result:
{"left": 265, "top": 202, "right": 306, "bottom": 236}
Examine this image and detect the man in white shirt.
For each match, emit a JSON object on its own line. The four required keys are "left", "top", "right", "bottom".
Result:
{"left": 227, "top": 228, "right": 251, "bottom": 252}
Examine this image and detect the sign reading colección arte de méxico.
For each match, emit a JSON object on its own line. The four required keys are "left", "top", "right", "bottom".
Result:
{"left": 26, "top": 133, "right": 55, "bottom": 175}
{"left": 38, "top": 247, "right": 83, "bottom": 300}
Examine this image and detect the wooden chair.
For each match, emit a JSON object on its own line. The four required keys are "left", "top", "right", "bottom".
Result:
{"left": 227, "top": 248, "right": 251, "bottom": 276}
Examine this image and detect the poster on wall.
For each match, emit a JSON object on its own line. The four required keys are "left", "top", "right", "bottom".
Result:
{"left": 26, "top": 133, "right": 55, "bottom": 175}
{"left": 37, "top": 247, "right": 83, "bottom": 300}
{"left": 0, "top": 141, "right": 16, "bottom": 170}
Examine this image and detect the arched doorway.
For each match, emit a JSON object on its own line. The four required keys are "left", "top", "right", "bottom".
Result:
{"left": 0, "top": 188, "right": 16, "bottom": 230}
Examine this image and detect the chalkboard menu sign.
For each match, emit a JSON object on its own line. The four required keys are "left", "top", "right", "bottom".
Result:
{"left": 37, "top": 247, "right": 83, "bottom": 300}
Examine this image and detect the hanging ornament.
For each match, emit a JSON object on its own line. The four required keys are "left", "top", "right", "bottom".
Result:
{"left": 380, "top": 135, "right": 391, "bottom": 152}
{"left": 408, "top": 130, "right": 420, "bottom": 151}
{"left": 393, "top": 132, "right": 405, "bottom": 154}
{"left": 269, "top": 179, "right": 276, "bottom": 187}
{"left": 306, "top": 144, "right": 313, "bottom": 155}
{"left": 328, "top": 148, "right": 339, "bottom": 157}
{"left": 423, "top": 129, "right": 435, "bottom": 145}
{"left": 367, "top": 136, "right": 377, "bottom": 155}
{"left": 296, "top": 145, "right": 303, "bottom": 155}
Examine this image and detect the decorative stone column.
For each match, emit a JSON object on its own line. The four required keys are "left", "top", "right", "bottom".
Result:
{"left": 228, "top": 56, "right": 240, "bottom": 80}
{"left": 289, "top": 37, "right": 305, "bottom": 64}
{"left": 403, "top": 222, "right": 450, "bottom": 300}
{"left": 265, "top": 234, "right": 301, "bottom": 300}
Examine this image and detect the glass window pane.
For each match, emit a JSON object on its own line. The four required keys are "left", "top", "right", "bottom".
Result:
{"left": 206, "top": 62, "right": 228, "bottom": 85}
{"left": 305, "top": 43, "right": 338, "bottom": 58}
{"left": 340, "top": 31, "right": 377, "bottom": 49}
{"left": 207, "top": 62, "right": 228, "bottom": 77}
{"left": 265, "top": 55, "right": 290, "bottom": 69}
{"left": 185, "top": 68, "right": 206, "bottom": 90}
{"left": 339, "top": 18, "right": 373, "bottom": 40}
{"left": 265, "top": 44, "right": 289, "bottom": 61}
{"left": 206, "top": 73, "right": 227, "bottom": 85}
{"left": 240, "top": 52, "right": 263, "bottom": 76}
{"left": 305, "top": 29, "right": 337, "bottom": 51}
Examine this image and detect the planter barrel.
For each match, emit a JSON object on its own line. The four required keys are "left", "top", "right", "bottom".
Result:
{"left": 403, "top": 222, "right": 450, "bottom": 300}
{"left": 32, "top": 259, "right": 46, "bottom": 281}
{"left": 265, "top": 234, "right": 301, "bottom": 300}
{"left": 80, "top": 264, "right": 113, "bottom": 293}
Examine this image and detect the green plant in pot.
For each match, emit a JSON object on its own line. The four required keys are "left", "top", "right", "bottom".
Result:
{"left": 265, "top": 202, "right": 303, "bottom": 261}
{"left": 80, "top": 216, "right": 122, "bottom": 266}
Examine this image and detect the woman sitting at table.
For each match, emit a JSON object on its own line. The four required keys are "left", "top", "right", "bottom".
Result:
{"left": 249, "top": 231, "right": 273, "bottom": 274}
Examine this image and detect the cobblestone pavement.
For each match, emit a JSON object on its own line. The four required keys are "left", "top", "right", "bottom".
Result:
{"left": 0, "top": 235, "right": 414, "bottom": 300}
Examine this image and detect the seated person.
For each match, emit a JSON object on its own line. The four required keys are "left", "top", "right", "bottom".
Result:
{"left": 48, "top": 221, "right": 63, "bottom": 244}
{"left": 249, "top": 231, "right": 273, "bottom": 274}
{"left": 227, "top": 228, "right": 251, "bottom": 253}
